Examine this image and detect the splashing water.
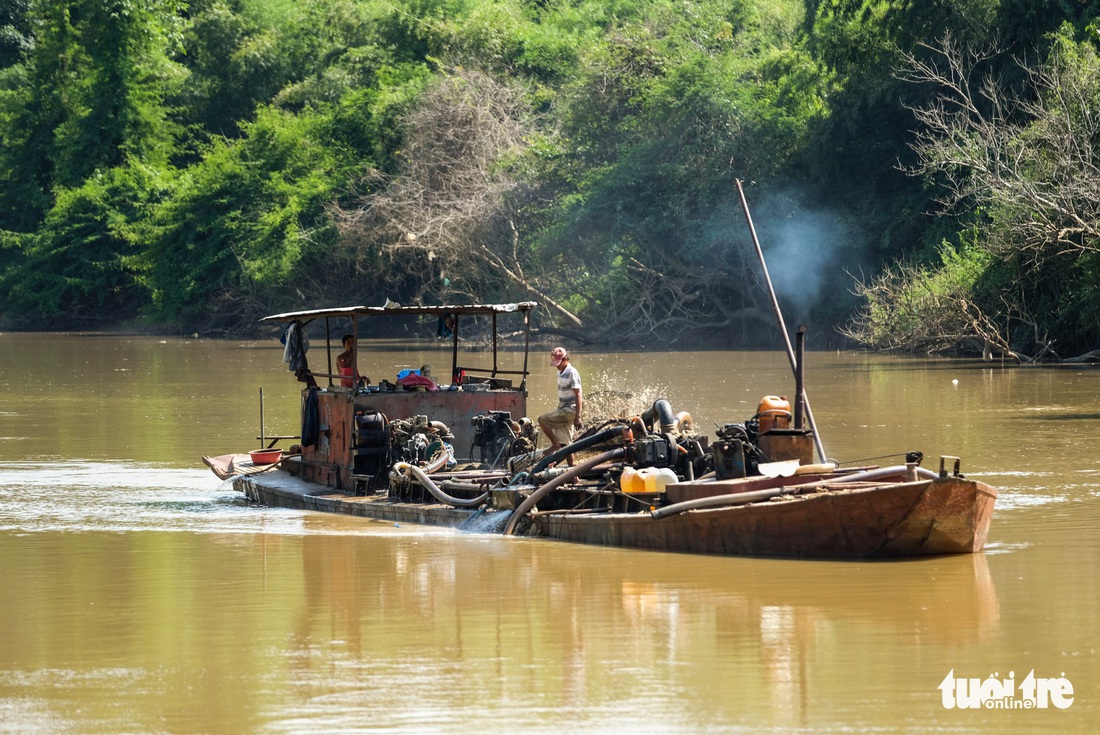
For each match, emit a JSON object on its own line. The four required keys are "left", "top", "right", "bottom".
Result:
{"left": 458, "top": 507, "right": 513, "bottom": 534}
{"left": 584, "top": 382, "right": 676, "bottom": 423}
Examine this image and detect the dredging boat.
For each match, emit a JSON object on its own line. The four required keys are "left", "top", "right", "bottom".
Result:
{"left": 203, "top": 301, "right": 998, "bottom": 559}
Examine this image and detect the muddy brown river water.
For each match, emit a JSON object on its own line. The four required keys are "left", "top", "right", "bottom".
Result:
{"left": 1, "top": 332, "right": 1097, "bottom": 733}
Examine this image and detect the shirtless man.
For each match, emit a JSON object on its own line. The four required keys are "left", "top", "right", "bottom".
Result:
{"left": 336, "top": 334, "right": 357, "bottom": 387}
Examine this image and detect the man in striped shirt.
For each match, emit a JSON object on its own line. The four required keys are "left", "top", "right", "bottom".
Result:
{"left": 537, "top": 346, "right": 583, "bottom": 466}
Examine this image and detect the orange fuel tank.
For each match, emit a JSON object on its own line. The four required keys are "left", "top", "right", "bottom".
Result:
{"left": 756, "top": 395, "right": 792, "bottom": 434}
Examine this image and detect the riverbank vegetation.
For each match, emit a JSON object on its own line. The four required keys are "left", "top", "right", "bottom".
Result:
{"left": 2, "top": 0, "right": 1099, "bottom": 358}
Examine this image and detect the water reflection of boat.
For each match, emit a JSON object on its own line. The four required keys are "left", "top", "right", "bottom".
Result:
{"left": 286, "top": 516, "right": 1000, "bottom": 641}
{"left": 204, "top": 302, "right": 998, "bottom": 559}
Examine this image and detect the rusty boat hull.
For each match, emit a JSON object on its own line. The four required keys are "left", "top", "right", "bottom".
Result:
{"left": 228, "top": 464, "right": 997, "bottom": 559}
{"left": 529, "top": 475, "right": 998, "bottom": 558}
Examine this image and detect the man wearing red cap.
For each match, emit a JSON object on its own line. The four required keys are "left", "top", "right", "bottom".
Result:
{"left": 538, "top": 346, "right": 583, "bottom": 465}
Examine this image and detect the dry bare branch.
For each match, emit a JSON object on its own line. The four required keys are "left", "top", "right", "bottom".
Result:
{"left": 331, "top": 68, "right": 581, "bottom": 325}
{"left": 898, "top": 34, "right": 1100, "bottom": 259}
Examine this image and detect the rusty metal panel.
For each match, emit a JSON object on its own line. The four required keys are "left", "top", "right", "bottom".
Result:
{"left": 300, "top": 390, "right": 356, "bottom": 489}
{"left": 296, "top": 386, "right": 527, "bottom": 488}
{"left": 757, "top": 430, "right": 814, "bottom": 465}
{"left": 356, "top": 389, "right": 526, "bottom": 458}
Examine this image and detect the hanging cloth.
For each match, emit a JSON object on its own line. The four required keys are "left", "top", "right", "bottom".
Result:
{"left": 281, "top": 320, "right": 310, "bottom": 373}
{"left": 300, "top": 387, "right": 320, "bottom": 448}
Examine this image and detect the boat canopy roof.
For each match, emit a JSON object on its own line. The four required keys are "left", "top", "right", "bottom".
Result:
{"left": 260, "top": 302, "right": 537, "bottom": 323}
{"left": 264, "top": 301, "right": 538, "bottom": 391}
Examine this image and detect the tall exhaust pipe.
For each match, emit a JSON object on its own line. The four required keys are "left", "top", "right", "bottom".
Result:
{"left": 795, "top": 324, "right": 806, "bottom": 430}
{"left": 736, "top": 180, "right": 826, "bottom": 463}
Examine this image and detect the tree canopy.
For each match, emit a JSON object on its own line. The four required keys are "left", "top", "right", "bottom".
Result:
{"left": 1, "top": 0, "right": 1099, "bottom": 356}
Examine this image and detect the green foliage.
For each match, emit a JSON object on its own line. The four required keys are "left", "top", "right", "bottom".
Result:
{"left": 144, "top": 105, "right": 354, "bottom": 327}
{"left": 1056, "top": 252, "right": 1100, "bottom": 346}
{"left": 0, "top": 0, "right": 1099, "bottom": 351}
{"left": 845, "top": 241, "right": 996, "bottom": 352}
{"left": 49, "top": 0, "right": 185, "bottom": 186}
{"left": 0, "top": 0, "right": 186, "bottom": 322}
{"left": 531, "top": 1, "right": 825, "bottom": 331}
{"left": 0, "top": 0, "right": 33, "bottom": 68}
{"left": 172, "top": 0, "right": 274, "bottom": 141}
{"left": 0, "top": 62, "right": 52, "bottom": 230}
{"left": 0, "top": 163, "right": 163, "bottom": 322}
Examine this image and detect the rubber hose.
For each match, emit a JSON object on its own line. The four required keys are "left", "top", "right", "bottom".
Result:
{"left": 651, "top": 465, "right": 938, "bottom": 520}
{"left": 529, "top": 425, "right": 631, "bottom": 476}
{"left": 503, "top": 448, "right": 625, "bottom": 536}
{"left": 394, "top": 462, "right": 489, "bottom": 508}
{"left": 423, "top": 450, "right": 450, "bottom": 475}
{"left": 641, "top": 399, "right": 676, "bottom": 433}
{"left": 650, "top": 486, "right": 791, "bottom": 520}
{"left": 441, "top": 479, "right": 501, "bottom": 493}
{"left": 819, "top": 465, "right": 937, "bottom": 483}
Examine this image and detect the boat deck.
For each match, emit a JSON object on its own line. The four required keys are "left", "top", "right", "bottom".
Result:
{"left": 233, "top": 468, "right": 478, "bottom": 527}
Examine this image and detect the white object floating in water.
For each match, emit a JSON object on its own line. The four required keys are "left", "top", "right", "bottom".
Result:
{"left": 952, "top": 379, "right": 959, "bottom": 385}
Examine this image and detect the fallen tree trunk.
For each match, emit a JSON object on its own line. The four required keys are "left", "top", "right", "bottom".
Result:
{"left": 1062, "top": 350, "right": 1100, "bottom": 363}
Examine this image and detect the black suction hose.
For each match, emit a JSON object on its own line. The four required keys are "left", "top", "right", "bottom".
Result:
{"left": 503, "top": 448, "right": 625, "bottom": 536}
{"left": 640, "top": 399, "right": 676, "bottom": 433}
{"left": 529, "top": 425, "right": 632, "bottom": 476}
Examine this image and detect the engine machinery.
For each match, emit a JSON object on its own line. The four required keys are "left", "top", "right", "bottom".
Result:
{"left": 470, "top": 410, "right": 536, "bottom": 468}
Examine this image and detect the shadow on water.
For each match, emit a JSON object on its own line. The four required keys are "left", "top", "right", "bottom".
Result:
{"left": 827, "top": 355, "right": 1100, "bottom": 374}
{"left": 1007, "top": 412, "right": 1100, "bottom": 421}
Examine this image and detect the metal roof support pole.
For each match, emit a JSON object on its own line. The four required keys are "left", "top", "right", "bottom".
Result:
{"left": 521, "top": 309, "right": 531, "bottom": 391}
{"left": 451, "top": 314, "right": 460, "bottom": 383}
{"left": 491, "top": 312, "right": 499, "bottom": 377}
{"left": 351, "top": 315, "right": 359, "bottom": 386}
{"left": 325, "top": 318, "right": 333, "bottom": 388}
